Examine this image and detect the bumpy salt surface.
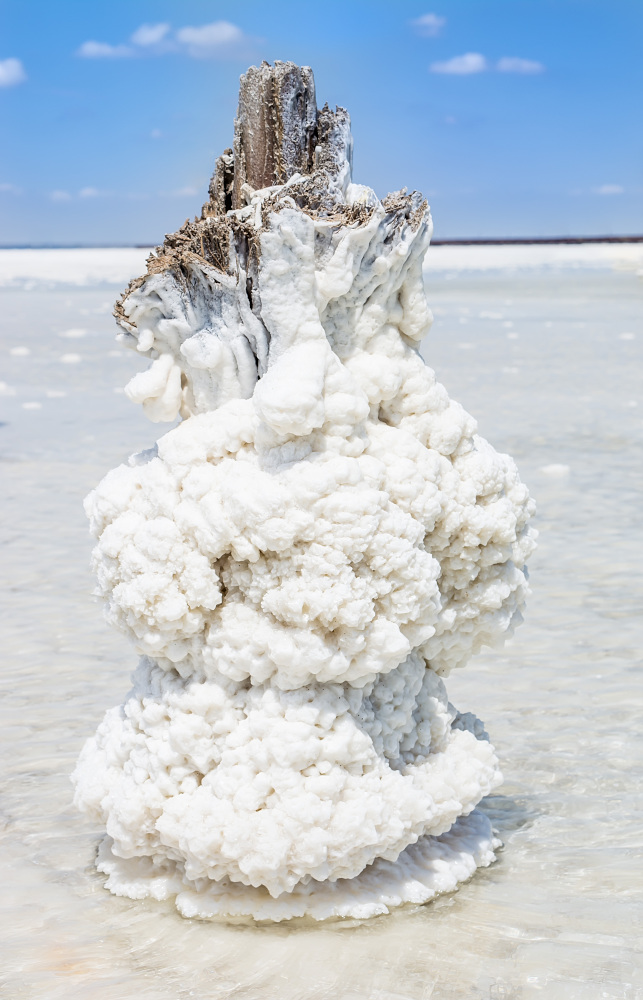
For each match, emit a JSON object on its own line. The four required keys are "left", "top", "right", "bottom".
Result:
{"left": 72, "top": 69, "right": 535, "bottom": 920}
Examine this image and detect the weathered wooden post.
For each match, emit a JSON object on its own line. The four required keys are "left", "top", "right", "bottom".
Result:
{"left": 73, "top": 62, "right": 535, "bottom": 921}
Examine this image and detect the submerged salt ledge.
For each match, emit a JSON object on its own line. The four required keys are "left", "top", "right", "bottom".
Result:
{"left": 72, "top": 62, "right": 535, "bottom": 920}
{"left": 96, "top": 809, "right": 500, "bottom": 922}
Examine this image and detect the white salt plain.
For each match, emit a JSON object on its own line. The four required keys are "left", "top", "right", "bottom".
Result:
{"left": 0, "top": 244, "right": 642, "bottom": 998}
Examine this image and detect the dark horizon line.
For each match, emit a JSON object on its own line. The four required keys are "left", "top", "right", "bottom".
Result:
{"left": 0, "top": 235, "right": 642, "bottom": 250}
{"left": 431, "top": 235, "right": 643, "bottom": 245}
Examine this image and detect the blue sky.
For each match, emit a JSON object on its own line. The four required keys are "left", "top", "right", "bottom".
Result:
{"left": 1, "top": 0, "right": 641, "bottom": 243}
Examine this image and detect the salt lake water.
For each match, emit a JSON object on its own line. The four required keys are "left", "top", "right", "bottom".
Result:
{"left": 1, "top": 244, "right": 641, "bottom": 999}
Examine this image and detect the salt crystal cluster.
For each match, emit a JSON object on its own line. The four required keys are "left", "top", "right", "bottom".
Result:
{"left": 73, "top": 62, "right": 536, "bottom": 920}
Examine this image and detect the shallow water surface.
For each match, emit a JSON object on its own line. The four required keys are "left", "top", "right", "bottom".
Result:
{"left": 0, "top": 254, "right": 642, "bottom": 999}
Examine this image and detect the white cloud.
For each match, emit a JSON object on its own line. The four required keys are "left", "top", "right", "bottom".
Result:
{"left": 150, "top": 129, "right": 163, "bottom": 139}
{"left": 47, "top": 187, "right": 108, "bottom": 200}
{"left": 497, "top": 57, "right": 545, "bottom": 74}
{"left": 0, "top": 182, "right": 21, "bottom": 194}
{"left": 430, "top": 53, "right": 546, "bottom": 76}
{"left": 430, "top": 53, "right": 487, "bottom": 75}
{"left": 77, "top": 21, "right": 254, "bottom": 60}
{"left": 411, "top": 13, "right": 446, "bottom": 37}
{"left": 77, "top": 41, "right": 133, "bottom": 59}
{"left": 0, "top": 57, "right": 27, "bottom": 87}
{"left": 175, "top": 21, "right": 246, "bottom": 56}
{"left": 594, "top": 184, "right": 624, "bottom": 195}
{"left": 130, "top": 23, "right": 170, "bottom": 47}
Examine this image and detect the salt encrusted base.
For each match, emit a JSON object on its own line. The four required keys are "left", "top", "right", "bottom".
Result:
{"left": 96, "top": 809, "right": 500, "bottom": 922}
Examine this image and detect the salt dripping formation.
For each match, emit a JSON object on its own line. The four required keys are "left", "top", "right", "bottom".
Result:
{"left": 72, "top": 62, "right": 536, "bottom": 920}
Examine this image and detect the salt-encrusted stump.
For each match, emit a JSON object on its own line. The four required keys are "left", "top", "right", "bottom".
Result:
{"left": 73, "top": 62, "right": 536, "bottom": 921}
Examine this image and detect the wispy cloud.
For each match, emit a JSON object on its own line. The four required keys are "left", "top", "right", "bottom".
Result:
{"left": 130, "top": 23, "right": 170, "bottom": 47}
{"left": 593, "top": 184, "right": 624, "bottom": 195}
{"left": 411, "top": 13, "right": 446, "bottom": 37}
{"left": 0, "top": 182, "right": 22, "bottom": 194}
{"left": 497, "top": 57, "right": 544, "bottom": 74}
{"left": 176, "top": 21, "right": 248, "bottom": 57}
{"left": 0, "top": 57, "right": 27, "bottom": 87}
{"left": 430, "top": 54, "right": 545, "bottom": 75}
{"left": 161, "top": 186, "right": 199, "bottom": 198}
{"left": 77, "top": 21, "right": 256, "bottom": 60}
{"left": 431, "top": 53, "right": 487, "bottom": 75}
{"left": 48, "top": 188, "right": 108, "bottom": 202}
{"left": 46, "top": 186, "right": 202, "bottom": 203}
{"left": 78, "top": 23, "right": 172, "bottom": 59}
{"left": 77, "top": 41, "right": 134, "bottom": 59}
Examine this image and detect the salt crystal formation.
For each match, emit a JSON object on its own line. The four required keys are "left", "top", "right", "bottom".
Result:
{"left": 73, "top": 62, "right": 536, "bottom": 921}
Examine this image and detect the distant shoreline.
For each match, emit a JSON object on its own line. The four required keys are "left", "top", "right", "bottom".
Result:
{"left": 431, "top": 236, "right": 643, "bottom": 245}
{"left": 1, "top": 236, "right": 642, "bottom": 250}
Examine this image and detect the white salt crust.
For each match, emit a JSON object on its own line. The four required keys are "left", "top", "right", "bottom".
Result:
{"left": 72, "top": 123, "right": 535, "bottom": 919}
{"left": 96, "top": 808, "right": 500, "bottom": 921}
{"left": 74, "top": 657, "right": 500, "bottom": 898}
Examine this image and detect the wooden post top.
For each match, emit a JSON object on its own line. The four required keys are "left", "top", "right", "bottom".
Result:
{"left": 206, "top": 61, "right": 351, "bottom": 216}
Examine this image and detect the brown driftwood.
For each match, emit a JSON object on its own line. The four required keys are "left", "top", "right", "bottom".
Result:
{"left": 232, "top": 61, "right": 317, "bottom": 206}
{"left": 204, "top": 61, "right": 351, "bottom": 218}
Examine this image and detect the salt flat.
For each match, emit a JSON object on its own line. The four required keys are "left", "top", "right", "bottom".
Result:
{"left": 0, "top": 246, "right": 641, "bottom": 999}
